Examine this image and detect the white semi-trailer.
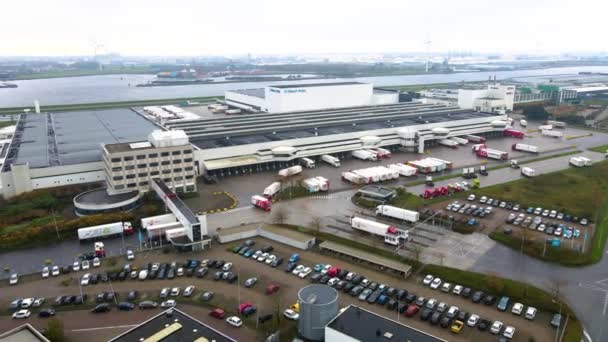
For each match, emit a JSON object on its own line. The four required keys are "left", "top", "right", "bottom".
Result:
{"left": 78, "top": 222, "right": 133, "bottom": 241}
{"left": 321, "top": 154, "right": 341, "bottom": 167}
{"left": 278, "top": 165, "right": 303, "bottom": 177}
{"left": 387, "top": 163, "right": 417, "bottom": 177}
{"left": 375, "top": 205, "right": 419, "bottom": 223}
{"left": 350, "top": 217, "right": 409, "bottom": 246}
{"left": 512, "top": 143, "right": 539, "bottom": 153}
{"left": 541, "top": 130, "right": 563, "bottom": 138}
{"left": 263, "top": 182, "right": 282, "bottom": 197}
{"left": 352, "top": 150, "right": 378, "bottom": 161}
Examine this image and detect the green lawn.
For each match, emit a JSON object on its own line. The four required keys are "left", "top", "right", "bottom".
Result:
{"left": 0, "top": 121, "right": 15, "bottom": 128}
{"left": 13, "top": 66, "right": 158, "bottom": 80}
{"left": 589, "top": 144, "right": 608, "bottom": 153}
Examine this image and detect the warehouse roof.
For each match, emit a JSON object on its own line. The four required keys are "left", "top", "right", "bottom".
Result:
{"left": 230, "top": 88, "right": 266, "bottom": 99}
{"left": 327, "top": 305, "right": 447, "bottom": 342}
{"left": 269, "top": 81, "right": 365, "bottom": 89}
{"left": 6, "top": 109, "right": 156, "bottom": 169}
{"left": 109, "top": 308, "right": 236, "bottom": 342}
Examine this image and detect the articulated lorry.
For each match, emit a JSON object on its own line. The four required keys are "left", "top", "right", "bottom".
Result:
{"left": 78, "top": 222, "right": 133, "bottom": 241}
{"left": 352, "top": 150, "right": 378, "bottom": 161}
{"left": 251, "top": 195, "right": 272, "bottom": 211}
{"left": 321, "top": 154, "right": 340, "bottom": 167}
{"left": 512, "top": 143, "right": 539, "bottom": 153}
{"left": 375, "top": 205, "right": 419, "bottom": 223}
{"left": 350, "top": 217, "right": 409, "bottom": 246}
{"left": 278, "top": 165, "right": 303, "bottom": 177}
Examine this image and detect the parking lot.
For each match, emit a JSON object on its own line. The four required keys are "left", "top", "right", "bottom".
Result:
{"left": 0, "top": 238, "right": 560, "bottom": 341}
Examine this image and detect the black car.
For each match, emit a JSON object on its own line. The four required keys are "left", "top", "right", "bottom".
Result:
{"left": 261, "top": 246, "right": 274, "bottom": 253}
{"left": 483, "top": 295, "right": 496, "bottom": 305}
{"left": 118, "top": 271, "right": 127, "bottom": 281}
{"left": 395, "top": 289, "right": 408, "bottom": 301}
{"left": 477, "top": 319, "right": 491, "bottom": 331}
{"left": 319, "top": 275, "right": 330, "bottom": 284}
{"left": 351, "top": 275, "right": 363, "bottom": 284}
{"left": 61, "top": 266, "right": 71, "bottom": 274}
{"left": 200, "top": 291, "right": 214, "bottom": 301}
{"left": 343, "top": 282, "right": 356, "bottom": 293}
{"left": 258, "top": 313, "right": 273, "bottom": 324}
{"left": 118, "top": 302, "right": 135, "bottom": 311}
{"left": 127, "top": 291, "right": 138, "bottom": 301}
{"left": 92, "top": 303, "right": 111, "bottom": 313}
{"left": 270, "top": 257, "right": 284, "bottom": 268}
{"left": 430, "top": 312, "right": 442, "bottom": 325}
{"left": 405, "top": 293, "right": 417, "bottom": 303}
{"left": 456, "top": 311, "right": 469, "bottom": 321}
{"left": 337, "top": 269, "right": 348, "bottom": 279}
{"left": 227, "top": 273, "right": 238, "bottom": 283}
{"left": 89, "top": 273, "right": 99, "bottom": 285}
{"left": 215, "top": 260, "right": 225, "bottom": 269}
{"left": 461, "top": 287, "right": 472, "bottom": 298}
{"left": 149, "top": 270, "right": 158, "bottom": 280}
{"left": 386, "top": 299, "right": 398, "bottom": 311}
{"left": 310, "top": 273, "right": 322, "bottom": 283}
{"left": 420, "top": 308, "right": 433, "bottom": 321}
{"left": 439, "top": 316, "right": 452, "bottom": 328}
{"left": 385, "top": 287, "right": 396, "bottom": 297}
{"left": 285, "top": 262, "right": 297, "bottom": 272}
{"left": 207, "top": 260, "right": 217, "bottom": 268}
{"left": 64, "top": 295, "right": 76, "bottom": 305}
{"left": 167, "top": 268, "right": 175, "bottom": 279}
{"left": 367, "top": 291, "right": 381, "bottom": 304}
{"left": 39, "top": 308, "right": 55, "bottom": 318}
{"left": 471, "top": 291, "right": 485, "bottom": 303}
{"left": 397, "top": 303, "right": 408, "bottom": 313}
{"left": 196, "top": 267, "right": 208, "bottom": 278}
{"left": 349, "top": 285, "right": 363, "bottom": 296}
{"left": 335, "top": 280, "right": 347, "bottom": 290}
{"left": 239, "top": 247, "right": 250, "bottom": 256}
{"left": 157, "top": 267, "right": 166, "bottom": 280}
{"left": 74, "top": 295, "right": 87, "bottom": 305}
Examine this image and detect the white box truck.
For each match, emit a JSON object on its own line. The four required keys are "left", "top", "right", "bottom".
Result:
{"left": 439, "top": 139, "right": 459, "bottom": 148}
{"left": 541, "top": 130, "right": 563, "bottom": 138}
{"left": 278, "top": 165, "right": 302, "bottom": 177}
{"left": 299, "top": 158, "right": 316, "bottom": 168}
{"left": 314, "top": 176, "right": 330, "bottom": 191}
{"left": 263, "top": 182, "right": 282, "bottom": 197}
{"left": 350, "top": 217, "right": 408, "bottom": 246}
{"left": 539, "top": 125, "right": 553, "bottom": 131}
{"left": 375, "top": 205, "right": 419, "bottom": 223}
{"left": 569, "top": 156, "right": 593, "bottom": 167}
{"left": 352, "top": 150, "right": 378, "bottom": 161}
{"left": 302, "top": 178, "right": 321, "bottom": 192}
{"left": 321, "top": 154, "right": 340, "bottom": 167}
{"left": 521, "top": 167, "right": 537, "bottom": 177}
{"left": 512, "top": 143, "right": 539, "bottom": 153}
{"left": 450, "top": 137, "right": 469, "bottom": 145}
{"left": 388, "top": 163, "right": 417, "bottom": 177}
{"left": 546, "top": 120, "right": 566, "bottom": 128}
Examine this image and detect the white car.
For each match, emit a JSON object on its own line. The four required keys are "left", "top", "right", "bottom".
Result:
{"left": 257, "top": 253, "right": 269, "bottom": 262}
{"left": 490, "top": 321, "right": 504, "bottom": 334}
{"left": 170, "top": 287, "right": 181, "bottom": 297}
{"left": 423, "top": 274, "right": 434, "bottom": 285}
{"left": 452, "top": 285, "right": 463, "bottom": 295}
{"left": 226, "top": 316, "right": 242, "bottom": 327}
{"left": 41, "top": 267, "right": 50, "bottom": 278}
{"left": 524, "top": 306, "right": 537, "bottom": 320}
{"left": 321, "top": 264, "right": 332, "bottom": 275}
{"left": 222, "top": 262, "right": 233, "bottom": 272}
{"left": 327, "top": 277, "right": 340, "bottom": 287}
{"left": 345, "top": 272, "right": 356, "bottom": 281}
{"left": 265, "top": 255, "right": 277, "bottom": 265}
{"left": 252, "top": 251, "right": 263, "bottom": 259}
{"left": 467, "top": 194, "right": 476, "bottom": 201}
{"left": 503, "top": 326, "right": 516, "bottom": 339}
{"left": 92, "top": 258, "right": 101, "bottom": 268}
{"left": 160, "top": 300, "right": 176, "bottom": 308}
{"left": 81, "top": 260, "right": 90, "bottom": 270}
{"left": 177, "top": 267, "right": 184, "bottom": 276}
{"left": 430, "top": 278, "right": 442, "bottom": 289}
{"left": 51, "top": 265, "right": 60, "bottom": 276}
{"left": 440, "top": 282, "right": 452, "bottom": 292}
{"left": 32, "top": 298, "right": 45, "bottom": 307}
{"left": 542, "top": 209, "right": 550, "bottom": 217}
{"left": 72, "top": 261, "right": 80, "bottom": 272}
{"left": 139, "top": 269, "right": 148, "bottom": 280}
{"left": 298, "top": 267, "right": 312, "bottom": 278}
{"left": 511, "top": 302, "right": 524, "bottom": 315}
{"left": 80, "top": 273, "right": 91, "bottom": 286}
{"left": 20, "top": 298, "right": 35, "bottom": 308}
{"left": 292, "top": 265, "right": 305, "bottom": 275}
{"left": 284, "top": 308, "right": 299, "bottom": 320}
{"left": 534, "top": 207, "right": 542, "bottom": 215}
{"left": 12, "top": 309, "right": 30, "bottom": 319}
{"left": 479, "top": 196, "right": 487, "bottom": 203}
{"left": 184, "top": 285, "right": 196, "bottom": 297}
{"left": 9, "top": 273, "right": 18, "bottom": 285}
{"left": 467, "top": 314, "right": 479, "bottom": 327}
{"left": 549, "top": 210, "right": 557, "bottom": 218}
{"left": 126, "top": 250, "right": 135, "bottom": 260}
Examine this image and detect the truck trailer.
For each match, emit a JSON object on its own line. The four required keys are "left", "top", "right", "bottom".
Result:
{"left": 512, "top": 143, "right": 539, "bottom": 153}
{"left": 464, "top": 135, "right": 486, "bottom": 143}
{"left": 541, "top": 130, "right": 563, "bottom": 138}
{"left": 352, "top": 150, "right": 378, "bottom": 161}
{"left": 350, "top": 217, "right": 409, "bottom": 246}
{"left": 278, "top": 165, "right": 303, "bottom": 177}
{"left": 439, "top": 139, "right": 459, "bottom": 148}
{"left": 521, "top": 167, "right": 537, "bottom": 177}
{"left": 321, "top": 154, "right": 341, "bottom": 167}
{"left": 504, "top": 129, "right": 525, "bottom": 139}
{"left": 341, "top": 171, "right": 367, "bottom": 184}
{"left": 569, "top": 156, "right": 593, "bottom": 167}
{"left": 374, "top": 147, "right": 392, "bottom": 159}
{"left": 299, "top": 158, "right": 316, "bottom": 168}
{"left": 375, "top": 205, "right": 419, "bottom": 223}
{"left": 387, "top": 163, "right": 417, "bottom": 177}
{"left": 476, "top": 148, "right": 508, "bottom": 160}
{"left": 450, "top": 137, "right": 469, "bottom": 145}
{"left": 263, "top": 182, "right": 282, "bottom": 198}
{"left": 251, "top": 195, "right": 272, "bottom": 211}
{"left": 78, "top": 222, "right": 133, "bottom": 241}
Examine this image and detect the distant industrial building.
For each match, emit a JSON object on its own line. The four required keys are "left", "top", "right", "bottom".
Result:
{"left": 325, "top": 305, "right": 446, "bottom": 342}
{"left": 420, "top": 83, "right": 515, "bottom": 113}
{"left": 109, "top": 308, "right": 236, "bottom": 342}
{"left": 225, "top": 82, "right": 399, "bottom": 113}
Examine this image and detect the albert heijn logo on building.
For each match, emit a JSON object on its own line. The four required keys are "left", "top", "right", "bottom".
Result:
{"left": 270, "top": 87, "right": 306, "bottom": 94}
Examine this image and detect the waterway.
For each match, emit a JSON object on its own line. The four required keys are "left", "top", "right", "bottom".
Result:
{"left": 1, "top": 66, "right": 608, "bottom": 107}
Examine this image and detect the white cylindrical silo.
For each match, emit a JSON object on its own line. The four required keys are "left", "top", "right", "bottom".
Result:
{"left": 297, "top": 284, "right": 339, "bottom": 341}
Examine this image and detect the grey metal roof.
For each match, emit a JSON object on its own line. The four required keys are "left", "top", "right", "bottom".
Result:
{"left": 269, "top": 81, "right": 364, "bottom": 89}
{"left": 11, "top": 109, "right": 157, "bottom": 169}
{"left": 230, "top": 88, "right": 266, "bottom": 99}
{"left": 327, "top": 305, "right": 446, "bottom": 342}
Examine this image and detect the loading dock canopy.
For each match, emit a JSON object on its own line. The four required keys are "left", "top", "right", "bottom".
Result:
{"left": 319, "top": 241, "right": 411, "bottom": 277}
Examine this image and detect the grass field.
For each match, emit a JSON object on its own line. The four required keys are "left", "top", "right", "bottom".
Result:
{"left": 12, "top": 66, "right": 158, "bottom": 80}
{"left": 0, "top": 96, "right": 222, "bottom": 114}
{"left": 0, "top": 121, "right": 15, "bottom": 128}
{"left": 589, "top": 144, "right": 608, "bottom": 153}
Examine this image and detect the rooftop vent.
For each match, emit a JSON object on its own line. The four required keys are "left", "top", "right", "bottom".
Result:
{"left": 383, "top": 332, "right": 394, "bottom": 339}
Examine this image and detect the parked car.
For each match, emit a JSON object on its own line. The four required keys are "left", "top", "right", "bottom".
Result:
{"left": 511, "top": 302, "right": 524, "bottom": 315}
{"left": 12, "top": 309, "right": 31, "bottom": 319}
{"left": 161, "top": 300, "right": 177, "bottom": 308}
{"left": 91, "top": 304, "right": 111, "bottom": 313}
{"left": 184, "top": 285, "right": 196, "bottom": 297}
{"left": 209, "top": 308, "right": 226, "bottom": 319}
{"left": 283, "top": 308, "right": 299, "bottom": 320}
{"left": 430, "top": 278, "right": 442, "bottom": 289}
{"left": 490, "top": 321, "right": 504, "bottom": 334}
{"left": 525, "top": 306, "right": 537, "bottom": 320}
{"left": 201, "top": 291, "right": 214, "bottom": 301}
{"left": 118, "top": 302, "right": 135, "bottom": 311}
{"left": 467, "top": 314, "right": 480, "bottom": 327}
{"left": 244, "top": 277, "right": 258, "bottom": 288}
{"left": 226, "top": 316, "right": 243, "bottom": 328}
{"left": 38, "top": 308, "right": 55, "bottom": 318}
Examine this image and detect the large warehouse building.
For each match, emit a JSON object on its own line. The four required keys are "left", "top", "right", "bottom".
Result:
{"left": 225, "top": 82, "right": 399, "bottom": 113}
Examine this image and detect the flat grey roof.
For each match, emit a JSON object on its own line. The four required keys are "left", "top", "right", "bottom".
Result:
{"left": 152, "top": 178, "right": 198, "bottom": 225}
{"left": 163, "top": 103, "right": 495, "bottom": 150}
{"left": 230, "top": 88, "right": 266, "bottom": 99}
{"left": 8, "top": 109, "right": 157, "bottom": 169}
{"left": 109, "top": 308, "right": 236, "bottom": 342}
{"left": 74, "top": 188, "right": 139, "bottom": 206}
{"left": 269, "top": 81, "right": 364, "bottom": 89}
{"left": 327, "top": 305, "right": 446, "bottom": 342}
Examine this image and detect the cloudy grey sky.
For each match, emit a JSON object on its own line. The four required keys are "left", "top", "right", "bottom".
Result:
{"left": 2, "top": 0, "right": 606, "bottom": 56}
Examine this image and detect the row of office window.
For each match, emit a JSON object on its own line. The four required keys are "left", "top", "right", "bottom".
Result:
{"left": 113, "top": 173, "right": 194, "bottom": 181}
{"left": 110, "top": 149, "right": 192, "bottom": 163}
{"left": 111, "top": 162, "right": 193, "bottom": 172}
{"left": 114, "top": 176, "right": 194, "bottom": 190}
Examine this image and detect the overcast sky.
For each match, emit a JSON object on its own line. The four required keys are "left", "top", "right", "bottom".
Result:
{"left": 2, "top": 0, "right": 606, "bottom": 56}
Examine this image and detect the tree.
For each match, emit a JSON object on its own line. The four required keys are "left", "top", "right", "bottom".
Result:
{"left": 272, "top": 206, "right": 289, "bottom": 225}
{"left": 46, "top": 318, "right": 65, "bottom": 342}
{"left": 523, "top": 105, "right": 549, "bottom": 121}
{"left": 310, "top": 216, "right": 323, "bottom": 236}
{"left": 485, "top": 273, "right": 505, "bottom": 293}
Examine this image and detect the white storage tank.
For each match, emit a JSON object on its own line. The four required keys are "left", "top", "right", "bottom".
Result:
{"left": 298, "top": 284, "right": 339, "bottom": 341}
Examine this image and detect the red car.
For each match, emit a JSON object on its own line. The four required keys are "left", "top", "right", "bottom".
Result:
{"left": 266, "top": 284, "right": 280, "bottom": 295}
{"left": 209, "top": 308, "right": 225, "bottom": 319}
{"left": 327, "top": 267, "right": 341, "bottom": 277}
{"left": 239, "top": 302, "right": 253, "bottom": 314}
{"left": 405, "top": 305, "right": 419, "bottom": 317}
